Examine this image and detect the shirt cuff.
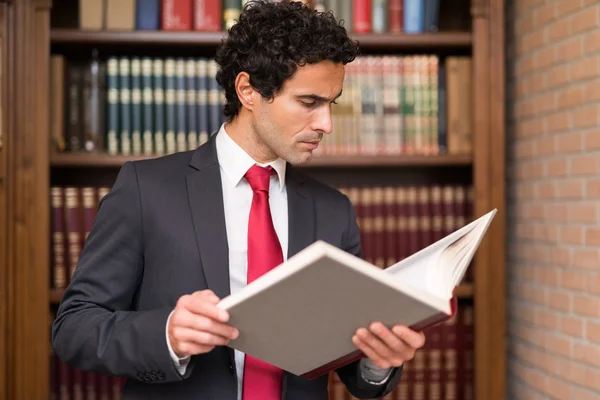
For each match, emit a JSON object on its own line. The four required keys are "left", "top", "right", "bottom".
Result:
{"left": 166, "top": 310, "right": 191, "bottom": 375}
{"left": 359, "top": 358, "right": 394, "bottom": 385}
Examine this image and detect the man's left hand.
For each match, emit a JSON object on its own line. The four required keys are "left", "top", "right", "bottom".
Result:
{"left": 352, "top": 322, "right": 426, "bottom": 369}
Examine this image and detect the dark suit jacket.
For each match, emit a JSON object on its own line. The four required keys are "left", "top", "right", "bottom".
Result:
{"left": 51, "top": 136, "right": 403, "bottom": 399}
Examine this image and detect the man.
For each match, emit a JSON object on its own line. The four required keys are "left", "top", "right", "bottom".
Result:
{"left": 51, "top": 1, "right": 426, "bottom": 399}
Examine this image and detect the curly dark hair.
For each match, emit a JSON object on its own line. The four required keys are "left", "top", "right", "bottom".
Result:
{"left": 214, "top": 0, "right": 360, "bottom": 121}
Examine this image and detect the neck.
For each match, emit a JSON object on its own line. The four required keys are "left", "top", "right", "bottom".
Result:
{"left": 225, "top": 114, "right": 277, "bottom": 164}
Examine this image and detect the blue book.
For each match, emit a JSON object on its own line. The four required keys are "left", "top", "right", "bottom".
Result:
{"left": 136, "top": 0, "right": 161, "bottom": 30}
{"left": 404, "top": 0, "right": 424, "bottom": 33}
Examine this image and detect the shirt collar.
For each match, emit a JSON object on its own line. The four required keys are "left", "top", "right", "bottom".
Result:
{"left": 215, "top": 123, "right": 287, "bottom": 192}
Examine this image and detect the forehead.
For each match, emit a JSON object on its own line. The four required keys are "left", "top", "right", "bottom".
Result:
{"left": 281, "top": 60, "right": 345, "bottom": 94}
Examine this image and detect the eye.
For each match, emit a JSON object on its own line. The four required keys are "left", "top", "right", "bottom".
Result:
{"left": 301, "top": 101, "right": 318, "bottom": 109}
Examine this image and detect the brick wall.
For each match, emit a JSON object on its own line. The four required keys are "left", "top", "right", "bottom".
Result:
{"left": 506, "top": 0, "right": 600, "bottom": 399}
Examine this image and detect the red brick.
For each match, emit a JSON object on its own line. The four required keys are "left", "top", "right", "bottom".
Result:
{"left": 584, "top": 80, "right": 600, "bottom": 102}
{"left": 536, "top": 3, "right": 556, "bottom": 25}
{"left": 571, "top": 57, "right": 600, "bottom": 82}
{"left": 588, "top": 321, "right": 600, "bottom": 344}
{"left": 574, "top": 295, "right": 600, "bottom": 317}
{"left": 570, "top": 7, "right": 599, "bottom": 34}
{"left": 588, "top": 273, "right": 600, "bottom": 293}
{"left": 546, "top": 158, "right": 568, "bottom": 177}
{"left": 547, "top": 64, "right": 569, "bottom": 87}
{"left": 557, "top": 0, "right": 582, "bottom": 16}
{"left": 573, "top": 105, "right": 599, "bottom": 128}
{"left": 556, "top": 131, "right": 581, "bottom": 152}
{"left": 555, "top": 38, "right": 583, "bottom": 64}
{"left": 573, "top": 249, "right": 600, "bottom": 269}
{"left": 548, "top": 290, "right": 571, "bottom": 311}
{"left": 587, "top": 179, "right": 600, "bottom": 198}
{"left": 561, "top": 269, "right": 587, "bottom": 290}
{"left": 557, "top": 180, "right": 584, "bottom": 199}
{"left": 570, "top": 202, "right": 597, "bottom": 223}
{"left": 570, "top": 154, "right": 598, "bottom": 175}
{"left": 557, "top": 85, "right": 583, "bottom": 108}
{"left": 548, "top": 18, "right": 570, "bottom": 42}
{"left": 584, "top": 131, "right": 600, "bottom": 150}
{"left": 584, "top": 29, "right": 600, "bottom": 54}
{"left": 586, "top": 227, "right": 600, "bottom": 246}
{"left": 561, "top": 316, "right": 584, "bottom": 338}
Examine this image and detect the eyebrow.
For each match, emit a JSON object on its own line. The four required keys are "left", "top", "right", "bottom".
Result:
{"left": 296, "top": 90, "right": 343, "bottom": 102}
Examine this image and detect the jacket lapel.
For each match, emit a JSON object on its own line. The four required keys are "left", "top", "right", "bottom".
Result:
{"left": 186, "top": 138, "right": 231, "bottom": 300}
{"left": 286, "top": 165, "right": 316, "bottom": 259}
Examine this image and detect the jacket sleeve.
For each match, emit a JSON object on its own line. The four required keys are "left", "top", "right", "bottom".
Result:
{"left": 51, "top": 161, "right": 191, "bottom": 384}
{"left": 334, "top": 193, "right": 404, "bottom": 399}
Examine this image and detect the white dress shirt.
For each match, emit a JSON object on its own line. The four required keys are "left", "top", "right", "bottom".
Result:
{"left": 166, "top": 124, "right": 393, "bottom": 399}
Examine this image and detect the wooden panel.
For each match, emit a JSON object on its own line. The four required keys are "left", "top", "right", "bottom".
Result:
{"left": 0, "top": 2, "right": 7, "bottom": 398}
{"left": 487, "top": 0, "right": 506, "bottom": 398}
{"left": 471, "top": 0, "right": 506, "bottom": 399}
{"left": 5, "top": 0, "right": 51, "bottom": 399}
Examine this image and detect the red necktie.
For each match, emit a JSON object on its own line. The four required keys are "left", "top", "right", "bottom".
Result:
{"left": 242, "top": 164, "right": 284, "bottom": 400}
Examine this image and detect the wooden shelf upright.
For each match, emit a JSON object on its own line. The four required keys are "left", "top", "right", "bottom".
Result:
{"left": 0, "top": 0, "right": 506, "bottom": 399}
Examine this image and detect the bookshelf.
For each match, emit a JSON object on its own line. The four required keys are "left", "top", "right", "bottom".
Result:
{"left": 51, "top": 152, "right": 473, "bottom": 168}
{"left": 50, "top": 28, "right": 473, "bottom": 49}
{"left": 1, "top": 0, "right": 506, "bottom": 399}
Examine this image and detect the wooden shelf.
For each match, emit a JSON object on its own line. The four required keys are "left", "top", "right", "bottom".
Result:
{"left": 50, "top": 29, "right": 472, "bottom": 49}
{"left": 50, "top": 283, "right": 475, "bottom": 304}
{"left": 50, "top": 152, "right": 472, "bottom": 168}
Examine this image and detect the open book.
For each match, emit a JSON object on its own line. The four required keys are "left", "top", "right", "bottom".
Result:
{"left": 217, "top": 209, "right": 497, "bottom": 379}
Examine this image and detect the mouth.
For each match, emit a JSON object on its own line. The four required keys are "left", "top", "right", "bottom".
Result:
{"left": 301, "top": 141, "right": 320, "bottom": 150}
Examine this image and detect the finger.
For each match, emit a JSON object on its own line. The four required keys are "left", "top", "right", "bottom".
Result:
{"left": 392, "top": 325, "right": 426, "bottom": 349}
{"left": 173, "top": 309, "right": 238, "bottom": 339}
{"left": 187, "top": 296, "right": 230, "bottom": 323}
{"left": 176, "top": 341, "right": 215, "bottom": 356}
{"left": 172, "top": 327, "right": 232, "bottom": 347}
{"left": 196, "top": 290, "right": 220, "bottom": 303}
{"left": 369, "top": 322, "right": 406, "bottom": 354}
{"left": 357, "top": 327, "right": 400, "bottom": 365}
{"left": 352, "top": 333, "right": 390, "bottom": 369}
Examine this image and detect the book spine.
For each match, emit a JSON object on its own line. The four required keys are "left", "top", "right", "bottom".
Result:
{"left": 131, "top": 57, "right": 143, "bottom": 155}
{"left": 141, "top": 58, "right": 155, "bottom": 155}
{"left": 353, "top": 0, "right": 372, "bottom": 33}
{"left": 136, "top": 0, "right": 161, "bottom": 30}
{"left": 175, "top": 59, "right": 188, "bottom": 152}
{"left": 164, "top": 58, "right": 177, "bottom": 154}
{"left": 162, "top": 0, "right": 193, "bottom": 31}
{"left": 196, "top": 59, "right": 210, "bottom": 144}
{"left": 194, "top": 0, "right": 222, "bottom": 31}
{"left": 153, "top": 58, "right": 166, "bottom": 155}
{"left": 106, "top": 58, "right": 119, "bottom": 155}
{"left": 186, "top": 59, "right": 198, "bottom": 150}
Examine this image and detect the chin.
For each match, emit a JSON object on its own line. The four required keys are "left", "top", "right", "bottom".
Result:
{"left": 284, "top": 150, "right": 314, "bottom": 165}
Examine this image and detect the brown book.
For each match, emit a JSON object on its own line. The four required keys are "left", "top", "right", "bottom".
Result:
{"left": 51, "top": 187, "right": 67, "bottom": 290}
{"left": 64, "top": 187, "right": 82, "bottom": 280}
{"left": 79, "top": 0, "right": 104, "bottom": 30}
{"left": 105, "top": 0, "right": 136, "bottom": 30}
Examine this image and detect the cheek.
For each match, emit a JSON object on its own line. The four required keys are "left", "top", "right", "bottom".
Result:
{"left": 269, "top": 101, "right": 312, "bottom": 139}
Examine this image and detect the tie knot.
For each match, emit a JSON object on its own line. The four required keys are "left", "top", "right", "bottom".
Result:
{"left": 245, "top": 165, "right": 275, "bottom": 192}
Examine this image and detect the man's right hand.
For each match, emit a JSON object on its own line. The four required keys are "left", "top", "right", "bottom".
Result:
{"left": 168, "top": 290, "right": 239, "bottom": 358}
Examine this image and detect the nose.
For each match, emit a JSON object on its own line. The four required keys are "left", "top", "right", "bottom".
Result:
{"left": 312, "top": 104, "right": 333, "bottom": 135}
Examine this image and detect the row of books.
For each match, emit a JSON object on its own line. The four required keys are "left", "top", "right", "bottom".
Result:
{"left": 60, "top": 0, "right": 438, "bottom": 34}
{"left": 329, "top": 304, "right": 473, "bottom": 400}
{"left": 48, "top": 305, "right": 473, "bottom": 400}
{"left": 49, "top": 54, "right": 472, "bottom": 158}
{"left": 49, "top": 183, "right": 473, "bottom": 290}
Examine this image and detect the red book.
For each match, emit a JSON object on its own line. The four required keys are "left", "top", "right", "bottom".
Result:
{"left": 162, "top": 0, "right": 193, "bottom": 31}
{"left": 193, "top": 0, "right": 222, "bottom": 31}
{"left": 353, "top": 0, "right": 372, "bottom": 33}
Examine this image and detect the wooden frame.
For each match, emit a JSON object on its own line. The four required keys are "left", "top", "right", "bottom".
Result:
{"left": 2, "top": 0, "right": 506, "bottom": 398}
{"left": 0, "top": 3, "right": 7, "bottom": 398}
{"left": 3, "top": 0, "right": 51, "bottom": 398}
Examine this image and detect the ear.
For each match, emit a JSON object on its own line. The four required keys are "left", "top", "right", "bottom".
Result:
{"left": 235, "top": 72, "right": 257, "bottom": 111}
